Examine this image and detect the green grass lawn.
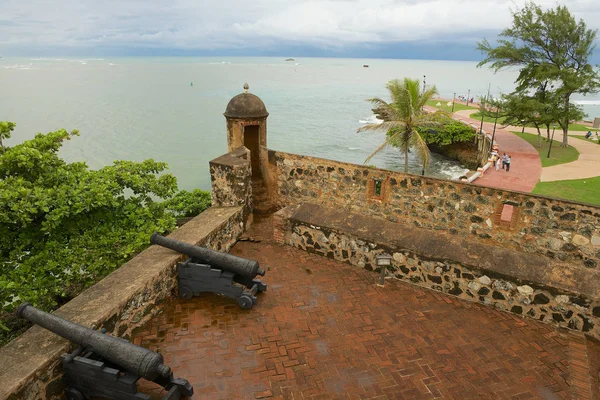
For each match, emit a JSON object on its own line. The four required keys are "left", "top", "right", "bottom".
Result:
{"left": 426, "top": 100, "right": 477, "bottom": 113}
{"left": 570, "top": 134, "right": 600, "bottom": 144}
{"left": 533, "top": 177, "right": 600, "bottom": 205}
{"left": 469, "top": 112, "right": 511, "bottom": 125}
{"left": 568, "top": 123, "right": 599, "bottom": 132}
{"left": 511, "top": 131, "right": 579, "bottom": 167}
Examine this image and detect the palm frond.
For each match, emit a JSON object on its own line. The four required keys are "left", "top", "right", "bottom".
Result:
{"left": 410, "top": 128, "right": 431, "bottom": 167}
{"left": 357, "top": 121, "right": 405, "bottom": 133}
{"left": 366, "top": 97, "right": 391, "bottom": 108}
{"left": 364, "top": 133, "right": 399, "bottom": 163}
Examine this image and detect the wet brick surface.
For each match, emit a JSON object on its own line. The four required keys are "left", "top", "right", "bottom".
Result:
{"left": 133, "top": 217, "right": 596, "bottom": 399}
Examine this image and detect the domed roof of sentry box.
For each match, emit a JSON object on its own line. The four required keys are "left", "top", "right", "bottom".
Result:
{"left": 224, "top": 83, "right": 269, "bottom": 119}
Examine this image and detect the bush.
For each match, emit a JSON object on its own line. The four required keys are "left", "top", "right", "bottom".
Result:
{"left": 0, "top": 123, "right": 211, "bottom": 345}
{"left": 162, "top": 189, "right": 212, "bottom": 218}
{"left": 418, "top": 120, "right": 476, "bottom": 146}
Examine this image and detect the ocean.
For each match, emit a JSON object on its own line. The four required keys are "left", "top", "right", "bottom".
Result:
{"left": 1, "top": 57, "right": 599, "bottom": 191}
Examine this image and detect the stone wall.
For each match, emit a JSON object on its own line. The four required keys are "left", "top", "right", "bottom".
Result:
{"left": 274, "top": 203, "right": 600, "bottom": 339}
{"left": 270, "top": 150, "right": 600, "bottom": 271}
{"left": 0, "top": 206, "right": 245, "bottom": 400}
{"left": 210, "top": 147, "right": 252, "bottom": 212}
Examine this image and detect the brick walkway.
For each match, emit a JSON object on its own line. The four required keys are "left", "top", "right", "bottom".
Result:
{"left": 133, "top": 217, "right": 599, "bottom": 399}
{"left": 453, "top": 110, "right": 542, "bottom": 193}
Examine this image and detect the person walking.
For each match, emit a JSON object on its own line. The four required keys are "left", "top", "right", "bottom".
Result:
{"left": 505, "top": 155, "right": 512, "bottom": 172}
{"left": 495, "top": 155, "right": 501, "bottom": 171}
{"left": 502, "top": 153, "right": 508, "bottom": 170}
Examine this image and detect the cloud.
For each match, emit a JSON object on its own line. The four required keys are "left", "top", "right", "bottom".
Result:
{"left": 1, "top": 0, "right": 600, "bottom": 54}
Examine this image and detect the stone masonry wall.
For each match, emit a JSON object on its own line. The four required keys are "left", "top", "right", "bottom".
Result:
{"left": 271, "top": 150, "right": 600, "bottom": 272}
{"left": 210, "top": 147, "right": 252, "bottom": 211}
{"left": 275, "top": 206, "right": 600, "bottom": 339}
{"left": 0, "top": 206, "right": 245, "bottom": 400}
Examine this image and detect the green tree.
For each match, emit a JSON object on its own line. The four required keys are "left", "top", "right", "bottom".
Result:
{"left": 358, "top": 78, "right": 444, "bottom": 173}
{"left": 477, "top": 2, "right": 600, "bottom": 147}
{"left": 418, "top": 120, "right": 476, "bottom": 146}
{"left": 0, "top": 121, "right": 15, "bottom": 152}
{"left": 0, "top": 124, "right": 211, "bottom": 344}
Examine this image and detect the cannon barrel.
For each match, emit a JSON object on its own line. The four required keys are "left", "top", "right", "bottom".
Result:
{"left": 150, "top": 233, "right": 265, "bottom": 277}
{"left": 17, "top": 303, "right": 171, "bottom": 381}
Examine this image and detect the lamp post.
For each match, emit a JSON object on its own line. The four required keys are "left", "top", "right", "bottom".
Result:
{"left": 547, "top": 125, "right": 557, "bottom": 158}
{"left": 376, "top": 253, "right": 393, "bottom": 287}
{"left": 452, "top": 92, "right": 456, "bottom": 112}
{"left": 479, "top": 96, "right": 486, "bottom": 135}
{"left": 421, "top": 75, "right": 426, "bottom": 111}
{"left": 466, "top": 89, "right": 471, "bottom": 106}
{"left": 489, "top": 108, "right": 500, "bottom": 154}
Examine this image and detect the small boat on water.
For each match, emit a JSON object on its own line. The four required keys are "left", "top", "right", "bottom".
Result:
{"left": 363, "top": 64, "right": 369, "bottom": 68}
{"left": 285, "top": 58, "right": 295, "bottom": 62}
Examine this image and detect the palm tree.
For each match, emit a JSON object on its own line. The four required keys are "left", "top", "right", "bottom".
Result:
{"left": 358, "top": 78, "right": 444, "bottom": 173}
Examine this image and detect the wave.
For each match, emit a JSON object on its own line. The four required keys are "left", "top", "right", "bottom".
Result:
{"left": 348, "top": 147, "right": 359, "bottom": 150}
{"left": 573, "top": 100, "right": 600, "bottom": 105}
{"left": 436, "top": 164, "right": 470, "bottom": 180}
{"left": 358, "top": 115, "right": 383, "bottom": 124}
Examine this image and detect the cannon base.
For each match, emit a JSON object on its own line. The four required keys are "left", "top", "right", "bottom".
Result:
{"left": 61, "top": 347, "right": 193, "bottom": 400}
{"left": 178, "top": 259, "right": 267, "bottom": 309}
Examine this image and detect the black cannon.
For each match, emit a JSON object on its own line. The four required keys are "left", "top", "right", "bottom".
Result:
{"left": 150, "top": 233, "right": 267, "bottom": 309}
{"left": 17, "top": 303, "right": 193, "bottom": 400}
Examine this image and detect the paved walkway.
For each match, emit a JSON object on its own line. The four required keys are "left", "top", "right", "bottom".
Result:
{"left": 512, "top": 127, "right": 600, "bottom": 182}
{"left": 452, "top": 109, "right": 541, "bottom": 193}
{"left": 446, "top": 103, "right": 600, "bottom": 185}
{"left": 133, "top": 216, "right": 599, "bottom": 399}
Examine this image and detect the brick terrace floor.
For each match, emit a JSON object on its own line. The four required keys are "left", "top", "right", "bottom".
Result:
{"left": 133, "top": 216, "right": 599, "bottom": 400}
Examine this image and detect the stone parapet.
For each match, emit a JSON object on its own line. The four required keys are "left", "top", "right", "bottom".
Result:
{"left": 0, "top": 206, "right": 245, "bottom": 400}
{"left": 210, "top": 146, "right": 252, "bottom": 210}
{"left": 270, "top": 150, "right": 600, "bottom": 272}
{"left": 278, "top": 202, "right": 600, "bottom": 339}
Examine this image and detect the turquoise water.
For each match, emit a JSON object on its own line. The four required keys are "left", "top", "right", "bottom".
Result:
{"left": 1, "top": 57, "right": 599, "bottom": 190}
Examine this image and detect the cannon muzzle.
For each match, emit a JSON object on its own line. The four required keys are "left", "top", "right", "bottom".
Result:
{"left": 151, "top": 233, "right": 265, "bottom": 277}
{"left": 17, "top": 303, "right": 171, "bottom": 381}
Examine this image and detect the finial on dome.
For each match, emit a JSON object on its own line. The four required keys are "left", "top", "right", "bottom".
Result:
{"left": 243, "top": 82, "right": 249, "bottom": 93}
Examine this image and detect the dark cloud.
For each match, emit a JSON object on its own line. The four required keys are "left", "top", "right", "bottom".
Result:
{"left": 1, "top": 0, "right": 599, "bottom": 58}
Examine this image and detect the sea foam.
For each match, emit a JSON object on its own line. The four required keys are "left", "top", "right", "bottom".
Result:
{"left": 358, "top": 115, "right": 383, "bottom": 124}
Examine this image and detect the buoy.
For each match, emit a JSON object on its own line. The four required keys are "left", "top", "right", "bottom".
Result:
{"left": 190, "top": 82, "right": 193, "bottom": 87}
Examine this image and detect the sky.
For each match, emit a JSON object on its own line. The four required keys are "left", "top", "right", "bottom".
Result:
{"left": 2, "top": 0, "right": 600, "bottom": 61}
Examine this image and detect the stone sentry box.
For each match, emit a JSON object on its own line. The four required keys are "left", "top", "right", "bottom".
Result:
{"left": 274, "top": 203, "right": 600, "bottom": 339}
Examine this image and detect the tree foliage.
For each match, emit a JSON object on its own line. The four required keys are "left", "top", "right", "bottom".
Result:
{"left": 0, "top": 124, "right": 211, "bottom": 344}
{"left": 417, "top": 120, "right": 476, "bottom": 146}
{"left": 477, "top": 2, "right": 600, "bottom": 147}
{"left": 0, "top": 121, "right": 15, "bottom": 152}
{"left": 358, "top": 78, "right": 446, "bottom": 173}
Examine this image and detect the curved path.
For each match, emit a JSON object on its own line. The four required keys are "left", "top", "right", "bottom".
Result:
{"left": 452, "top": 109, "right": 542, "bottom": 193}
{"left": 513, "top": 127, "right": 600, "bottom": 182}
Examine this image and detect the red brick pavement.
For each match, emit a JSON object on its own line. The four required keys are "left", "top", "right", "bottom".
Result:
{"left": 133, "top": 217, "right": 596, "bottom": 399}
{"left": 427, "top": 105, "right": 542, "bottom": 193}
